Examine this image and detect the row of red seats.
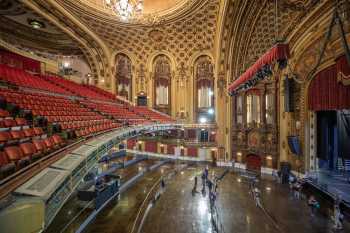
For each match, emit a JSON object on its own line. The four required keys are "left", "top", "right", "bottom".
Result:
{"left": 61, "top": 119, "right": 116, "bottom": 130}
{"left": 83, "top": 84, "right": 116, "bottom": 100}
{"left": 0, "top": 134, "right": 65, "bottom": 179}
{"left": 75, "top": 123, "right": 119, "bottom": 137}
{"left": 0, "top": 88, "right": 111, "bottom": 131}
{"left": 132, "top": 106, "right": 174, "bottom": 123}
{"left": 81, "top": 100, "right": 143, "bottom": 121}
{"left": 0, "top": 128, "right": 44, "bottom": 146}
{"left": 0, "top": 64, "right": 71, "bottom": 95}
{"left": 0, "top": 117, "right": 28, "bottom": 128}
{"left": 42, "top": 75, "right": 113, "bottom": 101}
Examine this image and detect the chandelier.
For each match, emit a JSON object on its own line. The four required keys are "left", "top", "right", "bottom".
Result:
{"left": 104, "top": 0, "right": 143, "bottom": 21}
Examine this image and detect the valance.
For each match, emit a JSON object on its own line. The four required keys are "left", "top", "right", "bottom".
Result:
{"left": 228, "top": 43, "right": 290, "bottom": 94}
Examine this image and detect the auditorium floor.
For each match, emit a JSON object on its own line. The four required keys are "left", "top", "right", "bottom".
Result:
{"left": 46, "top": 164, "right": 350, "bottom": 233}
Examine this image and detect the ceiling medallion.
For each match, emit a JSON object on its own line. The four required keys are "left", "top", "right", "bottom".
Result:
{"left": 104, "top": 0, "right": 143, "bottom": 22}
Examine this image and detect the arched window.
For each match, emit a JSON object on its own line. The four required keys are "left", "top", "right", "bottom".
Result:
{"left": 195, "top": 56, "right": 214, "bottom": 123}
{"left": 153, "top": 55, "right": 171, "bottom": 114}
{"left": 116, "top": 54, "right": 132, "bottom": 101}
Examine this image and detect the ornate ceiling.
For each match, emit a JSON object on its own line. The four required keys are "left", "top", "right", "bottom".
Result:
{"left": 0, "top": 0, "right": 82, "bottom": 57}
{"left": 80, "top": 0, "right": 189, "bottom": 16}
{"left": 56, "top": 0, "right": 219, "bottom": 66}
{"left": 1, "top": 0, "right": 346, "bottom": 88}
{"left": 218, "top": 0, "right": 325, "bottom": 81}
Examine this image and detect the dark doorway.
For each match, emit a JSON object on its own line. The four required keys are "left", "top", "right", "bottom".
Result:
{"left": 317, "top": 111, "right": 338, "bottom": 171}
{"left": 137, "top": 95, "right": 147, "bottom": 106}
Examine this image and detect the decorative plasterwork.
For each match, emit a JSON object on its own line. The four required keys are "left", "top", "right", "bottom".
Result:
{"left": 56, "top": 0, "right": 219, "bottom": 67}
{"left": 61, "top": 0, "right": 205, "bottom": 26}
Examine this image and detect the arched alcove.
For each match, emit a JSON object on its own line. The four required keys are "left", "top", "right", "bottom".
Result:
{"left": 115, "top": 53, "right": 132, "bottom": 101}
{"left": 194, "top": 55, "right": 215, "bottom": 123}
{"left": 153, "top": 54, "right": 172, "bottom": 115}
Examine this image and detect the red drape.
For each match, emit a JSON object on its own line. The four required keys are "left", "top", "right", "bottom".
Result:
{"left": 309, "top": 59, "right": 350, "bottom": 111}
{"left": 0, "top": 49, "right": 40, "bottom": 73}
{"left": 127, "top": 139, "right": 136, "bottom": 149}
{"left": 187, "top": 147, "right": 197, "bottom": 157}
{"left": 145, "top": 141, "right": 157, "bottom": 153}
{"left": 228, "top": 43, "right": 290, "bottom": 92}
{"left": 167, "top": 144, "right": 176, "bottom": 155}
{"left": 187, "top": 129, "right": 196, "bottom": 139}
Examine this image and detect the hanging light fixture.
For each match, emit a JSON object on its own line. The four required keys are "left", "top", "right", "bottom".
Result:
{"left": 104, "top": 0, "right": 143, "bottom": 21}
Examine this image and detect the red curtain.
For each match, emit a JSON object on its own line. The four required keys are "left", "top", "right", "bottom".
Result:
{"left": 309, "top": 61, "right": 350, "bottom": 111}
{"left": 127, "top": 139, "right": 136, "bottom": 149}
{"left": 0, "top": 49, "right": 40, "bottom": 73}
{"left": 187, "top": 147, "right": 197, "bottom": 157}
{"left": 167, "top": 144, "right": 176, "bottom": 155}
{"left": 145, "top": 141, "right": 157, "bottom": 153}
{"left": 228, "top": 43, "right": 290, "bottom": 92}
{"left": 187, "top": 129, "right": 196, "bottom": 139}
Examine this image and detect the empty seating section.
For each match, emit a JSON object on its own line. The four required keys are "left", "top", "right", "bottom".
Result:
{"left": 0, "top": 63, "right": 174, "bottom": 180}
{"left": 42, "top": 75, "right": 114, "bottom": 101}
{"left": 83, "top": 84, "right": 117, "bottom": 101}
{"left": 0, "top": 88, "right": 120, "bottom": 137}
{"left": 0, "top": 64, "right": 70, "bottom": 95}
{"left": 132, "top": 106, "right": 174, "bottom": 123}
{"left": 0, "top": 102, "right": 66, "bottom": 179}
{"left": 80, "top": 100, "right": 150, "bottom": 125}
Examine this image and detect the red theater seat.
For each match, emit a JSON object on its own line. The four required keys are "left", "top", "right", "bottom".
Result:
{"left": 19, "top": 142, "right": 41, "bottom": 160}
{"left": 0, "top": 131, "right": 11, "bottom": 145}
{"left": 4, "top": 146, "right": 23, "bottom": 163}
{"left": 33, "top": 127, "right": 44, "bottom": 136}
{"left": 15, "top": 118, "right": 27, "bottom": 126}
{"left": 0, "top": 151, "right": 15, "bottom": 178}
{"left": 0, "top": 109, "right": 10, "bottom": 118}
{"left": 23, "top": 128, "right": 35, "bottom": 137}
{"left": 44, "top": 137, "right": 55, "bottom": 150}
{"left": 32, "top": 139, "right": 47, "bottom": 154}
{"left": 3, "top": 119, "right": 16, "bottom": 128}
{"left": 52, "top": 134, "right": 65, "bottom": 146}
{"left": 10, "top": 130, "right": 25, "bottom": 140}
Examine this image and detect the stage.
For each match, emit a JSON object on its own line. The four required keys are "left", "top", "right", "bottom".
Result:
{"left": 306, "top": 170, "right": 350, "bottom": 206}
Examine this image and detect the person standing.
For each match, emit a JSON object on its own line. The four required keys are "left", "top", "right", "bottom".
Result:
{"left": 333, "top": 204, "right": 344, "bottom": 230}
{"left": 308, "top": 195, "right": 319, "bottom": 217}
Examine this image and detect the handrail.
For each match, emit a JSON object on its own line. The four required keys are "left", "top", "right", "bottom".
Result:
{"left": 130, "top": 165, "right": 187, "bottom": 233}
{"left": 129, "top": 176, "right": 163, "bottom": 233}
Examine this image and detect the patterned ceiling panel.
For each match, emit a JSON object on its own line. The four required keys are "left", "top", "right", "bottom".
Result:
{"left": 57, "top": 0, "right": 219, "bottom": 66}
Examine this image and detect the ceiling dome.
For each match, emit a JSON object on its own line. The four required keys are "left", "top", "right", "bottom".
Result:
{"left": 82, "top": 0, "right": 189, "bottom": 15}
